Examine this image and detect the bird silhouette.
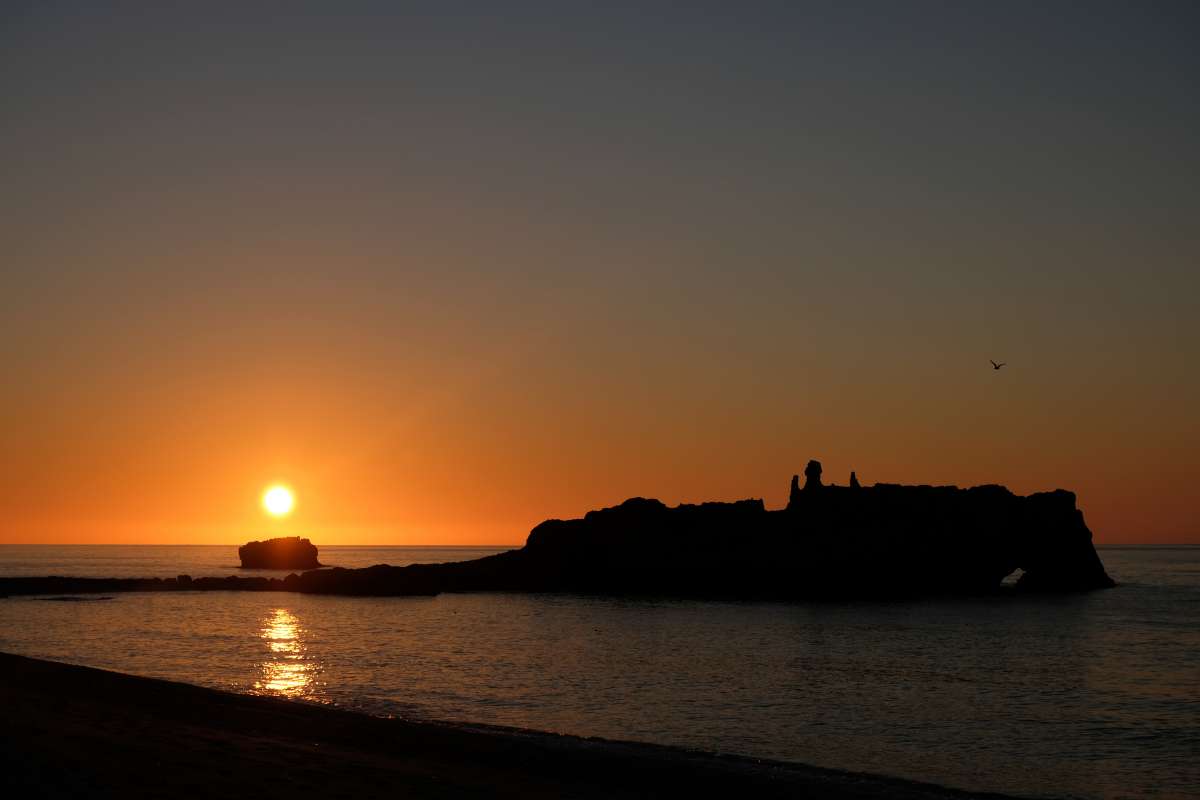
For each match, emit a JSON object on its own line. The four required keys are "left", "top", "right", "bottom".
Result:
{"left": 990, "top": 360, "right": 1006, "bottom": 370}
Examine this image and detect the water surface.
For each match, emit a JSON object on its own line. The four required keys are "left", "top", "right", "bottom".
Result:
{"left": 0, "top": 545, "right": 1196, "bottom": 799}
{"left": 0, "top": 544, "right": 508, "bottom": 578}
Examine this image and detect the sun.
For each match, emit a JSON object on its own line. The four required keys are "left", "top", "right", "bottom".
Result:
{"left": 262, "top": 485, "right": 295, "bottom": 517}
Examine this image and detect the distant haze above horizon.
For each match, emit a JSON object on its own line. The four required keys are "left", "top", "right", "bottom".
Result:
{"left": 3, "top": 2, "right": 1197, "bottom": 545}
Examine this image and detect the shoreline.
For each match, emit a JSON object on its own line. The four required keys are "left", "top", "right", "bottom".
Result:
{"left": 0, "top": 651, "right": 1030, "bottom": 800}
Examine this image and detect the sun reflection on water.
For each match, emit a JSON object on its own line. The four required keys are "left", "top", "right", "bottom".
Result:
{"left": 254, "top": 608, "right": 319, "bottom": 699}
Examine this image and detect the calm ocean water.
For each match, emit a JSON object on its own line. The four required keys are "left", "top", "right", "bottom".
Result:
{"left": 0, "top": 544, "right": 508, "bottom": 579}
{"left": 0, "top": 545, "right": 1196, "bottom": 799}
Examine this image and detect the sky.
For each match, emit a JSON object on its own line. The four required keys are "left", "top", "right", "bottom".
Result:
{"left": 2, "top": 1, "right": 1197, "bottom": 545}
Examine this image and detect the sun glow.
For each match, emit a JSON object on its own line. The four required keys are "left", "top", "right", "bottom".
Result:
{"left": 262, "top": 485, "right": 295, "bottom": 517}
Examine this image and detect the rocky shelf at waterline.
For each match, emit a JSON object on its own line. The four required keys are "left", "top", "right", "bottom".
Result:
{"left": 0, "top": 463, "right": 1115, "bottom": 601}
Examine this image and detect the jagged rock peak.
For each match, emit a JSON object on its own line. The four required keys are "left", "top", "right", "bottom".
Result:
{"left": 850, "top": 471, "right": 861, "bottom": 489}
{"left": 804, "top": 460, "right": 823, "bottom": 490}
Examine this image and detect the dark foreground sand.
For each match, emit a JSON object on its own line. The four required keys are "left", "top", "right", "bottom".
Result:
{"left": 0, "top": 652, "right": 1020, "bottom": 799}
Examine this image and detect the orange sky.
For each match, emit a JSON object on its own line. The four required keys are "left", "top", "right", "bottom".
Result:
{"left": 2, "top": 3, "right": 1197, "bottom": 545}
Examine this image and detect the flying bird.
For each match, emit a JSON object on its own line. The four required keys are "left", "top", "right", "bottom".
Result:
{"left": 990, "top": 360, "right": 1006, "bottom": 370}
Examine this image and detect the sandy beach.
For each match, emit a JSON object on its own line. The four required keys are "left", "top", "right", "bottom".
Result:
{"left": 0, "top": 651, "right": 1021, "bottom": 799}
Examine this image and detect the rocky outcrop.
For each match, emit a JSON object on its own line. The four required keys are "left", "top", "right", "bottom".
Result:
{"left": 514, "top": 481, "right": 1113, "bottom": 598}
{"left": 238, "top": 537, "right": 321, "bottom": 570}
{"left": 2, "top": 466, "right": 1115, "bottom": 600}
{"left": 788, "top": 475, "right": 801, "bottom": 508}
{"left": 804, "top": 460, "right": 822, "bottom": 490}
{"left": 788, "top": 460, "right": 824, "bottom": 510}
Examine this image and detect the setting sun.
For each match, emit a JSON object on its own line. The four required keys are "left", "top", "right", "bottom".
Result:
{"left": 262, "top": 485, "right": 295, "bottom": 517}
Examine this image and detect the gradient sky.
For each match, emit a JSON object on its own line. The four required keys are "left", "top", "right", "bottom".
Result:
{"left": 2, "top": 1, "right": 1197, "bottom": 545}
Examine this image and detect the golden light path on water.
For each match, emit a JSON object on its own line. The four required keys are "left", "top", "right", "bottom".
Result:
{"left": 254, "top": 608, "right": 319, "bottom": 699}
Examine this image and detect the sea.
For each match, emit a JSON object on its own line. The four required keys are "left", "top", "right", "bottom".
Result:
{"left": 0, "top": 544, "right": 1196, "bottom": 799}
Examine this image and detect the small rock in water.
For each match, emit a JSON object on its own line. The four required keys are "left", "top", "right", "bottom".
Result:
{"left": 238, "top": 536, "right": 322, "bottom": 570}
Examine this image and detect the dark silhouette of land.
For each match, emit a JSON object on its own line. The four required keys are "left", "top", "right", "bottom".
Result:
{"left": 238, "top": 536, "right": 321, "bottom": 569}
{"left": 0, "top": 651, "right": 1027, "bottom": 800}
{"left": 0, "top": 462, "right": 1114, "bottom": 600}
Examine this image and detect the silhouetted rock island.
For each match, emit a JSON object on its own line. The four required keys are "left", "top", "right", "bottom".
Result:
{"left": 1, "top": 463, "right": 1114, "bottom": 600}
{"left": 238, "top": 537, "right": 321, "bottom": 570}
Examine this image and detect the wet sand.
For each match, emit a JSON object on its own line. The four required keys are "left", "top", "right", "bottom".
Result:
{"left": 0, "top": 651, "right": 1020, "bottom": 799}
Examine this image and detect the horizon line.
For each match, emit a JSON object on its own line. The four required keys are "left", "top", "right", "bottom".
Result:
{"left": 0, "top": 542, "right": 1196, "bottom": 548}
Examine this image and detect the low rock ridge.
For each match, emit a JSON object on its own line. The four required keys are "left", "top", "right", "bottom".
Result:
{"left": 519, "top": 481, "right": 1115, "bottom": 598}
{"left": 2, "top": 463, "right": 1114, "bottom": 600}
{"left": 238, "top": 536, "right": 322, "bottom": 570}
